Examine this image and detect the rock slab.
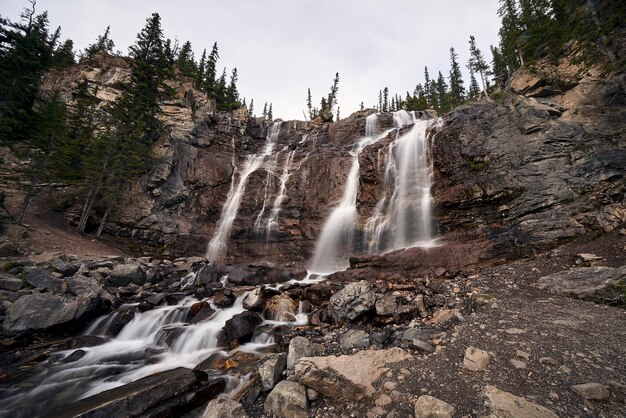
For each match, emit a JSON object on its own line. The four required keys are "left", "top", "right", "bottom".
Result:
{"left": 265, "top": 380, "right": 308, "bottom": 418}
{"left": 480, "top": 385, "right": 559, "bottom": 418}
{"left": 328, "top": 280, "right": 376, "bottom": 322}
{"left": 415, "top": 395, "right": 456, "bottom": 418}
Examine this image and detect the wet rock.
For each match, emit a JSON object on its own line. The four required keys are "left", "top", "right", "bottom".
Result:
{"left": 258, "top": 352, "right": 287, "bottom": 391}
{"left": 302, "top": 284, "right": 333, "bottom": 305}
{"left": 71, "top": 335, "right": 108, "bottom": 348}
{"left": 294, "top": 348, "right": 411, "bottom": 400}
{"left": 202, "top": 398, "right": 248, "bottom": 418}
{"left": 414, "top": 395, "right": 456, "bottom": 418}
{"left": 265, "top": 380, "right": 308, "bottom": 418}
{"left": 186, "top": 301, "right": 215, "bottom": 323}
{"left": 63, "top": 349, "right": 87, "bottom": 363}
{"left": 571, "top": 383, "right": 610, "bottom": 400}
{"left": 104, "top": 307, "right": 136, "bottom": 336}
{"left": 243, "top": 287, "right": 264, "bottom": 311}
{"left": 146, "top": 292, "right": 166, "bottom": 305}
{"left": 340, "top": 329, "right": 370, "bottom": 349}
{"left": 107, "top": 264, "right": 146, "bottom": 287}
{"left": 535, "top": 266, "right": 626, "bottom": 304}
{"left": 226, "top": 266, "right": 259, "bottom": 286}
{"left": 264, "top": 294, "right": 298, "bottom": 322}
{"left": 47, "top": 367, "right": 206, "bottom": 418}
{"left": 328, "top": 280, "right": 376, "bottom": 323}
{"left": 287, "top": 336, "right": 313, "bottom": 369}
{"left": 463, "top": 347, "right": 490, "bottom": 371}
{"left": 197, "top": 264, "right": 221, "bottom": 284}
{"left": 480, "top": 385, "right": 559, "bottom": 418}
{"left": 4, "top": 293, "right": 77, "bottom": 332}
{"left": 24, "top": 268, "right": 67, "bottom": 293}
{"left": 213, "top": 292, "right": 234, "bottom": 308}
{"left": 223, "top": 311, "right": 263, "bottom": 343}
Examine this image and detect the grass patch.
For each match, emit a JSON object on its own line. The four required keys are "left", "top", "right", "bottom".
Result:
{"left": 468, "top": 160, "right": 488, "bottom": 172}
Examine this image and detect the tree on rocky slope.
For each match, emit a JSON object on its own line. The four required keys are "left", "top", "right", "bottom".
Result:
{"left": 448, "top": 47, "right": 466, "bottom": 107}
{"left": 176, "top": 40, "right": 197, "bottom": 79}
{"left": 84, "top": 26, "right": 114, "bottom": 58}
{"left": 467, "top": 35, "right": 491, "bottom": 99}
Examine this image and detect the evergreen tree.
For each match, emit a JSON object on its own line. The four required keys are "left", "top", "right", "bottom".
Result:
{"left": 467, "top": 35, "right": 491, "bottom": 99}
{"left": 195, "top": 48, "right": 206, "bottom": 89}
{"left": 490, "top": 45, "right": 509, "bottom": 89}
{"left": 435, "top": 71, "right": 450, "bottom": 112}
{"left": 448, "top": 47, "right": 466, "bottom": 107}
{"left": 423, "top": 66, "right": 432, "bottom": 107}
{"left": 359, "top": 101, "right": 364, "bottom": 111}
{"left": 468, "top": 70, "right": 480, "bottom": 98}
{"left": 84, "top": 26, "right": 115, "bottom": 58}
{"left": 378, "top": 90, "right": 382, "bottom": 111}
{"left": 383, "top": 87, "right": 389, "bottom": 112}
{"left": 336, "top": 106, "right": 340, "bottom": 121}
{"left": 214, "top": 68, "right": 227, "bottom": 110}
{"left": 497, "top": 0, "right": 523, "bottom": 70}
{"left": 327, "top": 72, "right": 339, "bottom": 113}
{"left": 204, "top": 42, "right": 219, "bottom": 98}
{"left": 175, "top": 40, "right": 196, "bottom": 78}
{"left": 267, "top": 103, "right": 273, "bottom": 121}
{"left": 225, "top": 67, "right": 241, "bottom": 110}
{"left": 248, "top": 98, "right": 254, "bottom": 116}
{"left": 306, "top": 88, "right": 313, "bottom": 119}
{"left": 262, "top": 102, "right": 268, "bottom": 118}
{"left": 51, "top": 38, "right": 74, "bottom": 69}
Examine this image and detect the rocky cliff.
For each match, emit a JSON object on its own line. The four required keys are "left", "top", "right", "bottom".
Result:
{"left": 38, "top": 54, "right": 625, "bottom": 271}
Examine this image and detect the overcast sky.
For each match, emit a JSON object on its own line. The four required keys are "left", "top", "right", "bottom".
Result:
{"left": 2, "top": 0, "right": 502, "bottom": 120}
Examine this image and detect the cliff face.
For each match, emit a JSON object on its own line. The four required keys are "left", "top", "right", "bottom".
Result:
{"left": 40, "top": 54, "right": 625, "bottom": 269}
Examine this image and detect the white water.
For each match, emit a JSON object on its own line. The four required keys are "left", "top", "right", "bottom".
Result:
{"left": 364, "top": 111, "right": 441, "bottom": 253}
{"left": 309, "top": 114, "right": 393, "bottom": 274}
{"left": 265, "top": 150, "right": 296, "bottom": 237}
{"left": 206, "top": 123, "right": 281, "bottom": 261}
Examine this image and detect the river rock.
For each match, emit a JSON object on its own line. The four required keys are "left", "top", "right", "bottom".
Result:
{"left": 480, "top": 385, "right": 559, "bottom": 418}
{"left": 186, "top": 301, "right": 215, "bottom": 323}
{"left": 340, "top": 329, "right": 370, "bottom": 349}
{"left": 258, "top": 352, "right": 287, "bottom": 391}
{"left": 463, "top": 347, "right": 490, "bottom": 371}
{"left": 4, "top": 293, "right": 78, "bottom": 332}
{"left": 0, "top": 274, "right": 23, "bottom": 291}
{"left": 264, "top": 294, "right": 298, "bottom": 322}
{"left": 571, "top": 383, "right": 610, "bottom": 400}
{"left": 265, "top": 380, "right": 308, "bottom": 418}
{"left": 415, "top": 395, "right": 456, "bottom": 418}
{"left": 197, "top": 264, "right": 221, "bottom": 284}
{"left": 107, "top": 264, "right": 146, "bottom": 287}
{"left": 223, "top": 310, "right": 263, "bottom": 342}
{"left": 287, "top": 336, "right": 313, "bottom": 369}
{"left": 24, "top": 268, "right": 67, "bottom": 293}
{"left": 294, "top": 348, "right": 412, "bottom": 400}
{"left": 535, "top": 266, "right": 626, "bottom": 304}
{"left": 328, "top": 280, "right": 376, "bottom": 323}
{"left": 202, "top": 398, "right": 248, "bottom": 418}
{"left": 242, "top": 287, "right": 264, "bottom": 311}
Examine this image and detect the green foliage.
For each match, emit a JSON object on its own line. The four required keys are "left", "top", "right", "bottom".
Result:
{"left": 175, "top": 40, "right": 197, "bottom": 79}
{"left": 84, "top": 26, "right": 114, "bottom": 58}
{"left": 468, "top": 159, "right": 488, "bottom": 171}
{"left": 448, "top": 47, "right": 466, "bottom": 107}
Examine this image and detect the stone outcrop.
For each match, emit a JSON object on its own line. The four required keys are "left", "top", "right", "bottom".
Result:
{"left": 480, "top": 385, "right": 559, "bottom": 418}
{"left": 535, "top": 266, "right": 626, "bottom": 305}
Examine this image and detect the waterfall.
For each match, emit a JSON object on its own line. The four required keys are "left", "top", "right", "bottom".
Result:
{"left": 206, "top": 123, "right": 281, "bottom": 261}
{"left": 309, "top": 114, "right": 391, "bottom": 274}
{"left": 266, "top": 149, "right": 296, "bottom": 237}
{"left": 364, "top": 112, "right": 441, "bottom": 253}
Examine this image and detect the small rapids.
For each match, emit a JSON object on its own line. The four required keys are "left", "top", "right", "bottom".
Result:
{"left": 0, "top": 287, "right": 306, "bottom": 418}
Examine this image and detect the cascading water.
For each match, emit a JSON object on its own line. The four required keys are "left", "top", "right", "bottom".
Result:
{"left": 206, "top": 123, "right": 281, "bottom": 261}
{"left": 364, "top": 111, "right": 441, "bottom": 253}
{"left": 265, "top": 149, "right": 296, "bottom": 237}
{"left": 309, "top": 114, "right": 393, "bottom": 274}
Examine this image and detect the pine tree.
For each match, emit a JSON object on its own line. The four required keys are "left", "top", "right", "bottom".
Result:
{"left": 51, "top": 38, "right": 74, "bottom": 69}
{"left": 262, "top": 102, "right": 268, "bottom": 118}
{"left": 204, "top": 42, "right": 219, "bottom": 98}
{"left": 448, "top": 47, "right": 466, "bottom": 107}
{"left": 436, "top": 71, "right": 450, "bottom": 112}
{"left": 336, "top": 106, "right": 340, "bottom": 121}
{"left": 248, "top": 98, "right": 254, "bottom": 117}
{"left": 468, "top": 70, "right": 480, "bottom": 98}
{"left": 383, "top": 87, "right": 389, "bottom": 112}
{"left": 467, "top": 35, "right": 491, "bottom": 99}
{"left": 360, "top": 101, "right": 364, "bottom": 111}
{"left": 214, "top": 68, "right": 227, "bottom": 110}
{"left": 497, "top": 0, "right": 523, "bottom": 70}
{"left": 195, "top": 48, "right": 206, "bottom": 89}
{"left": 423, "top": 66, "right": 432, "bottom": 107}
{"left": 306, "top": 88, "right": 313, "bottom": 119}
{"left": 175, "top": 40, "right": 196, "bottom": 79}
{"left": 490, "top": 45, "right": 509, "bottom": 89}
{"left": 84, "top": 26, "right": 115, "bottom": 58}
{"left": 267, "top": 103, "right": 273, "bottom": 121}
{"left": 378, "top": 90, "right": 383, "bottom": 111}
{"left": 327, "top": 72, "right": 339, "bottom": 113}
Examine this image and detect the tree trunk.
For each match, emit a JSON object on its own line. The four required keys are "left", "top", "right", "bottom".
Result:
{"left": 517, "top": 49, "right": 525, "bottom": 67}
{"left": 78, "top": 188, "right": 94, "bottom": 233}
{"left": 16, "top": 193, "right": 31, "bottom": 225}
{"left": 478, "top": 70, "right": 491, "bottom": 100}
{"left": 95, "top": 206, "right": 111, "bottom": 238}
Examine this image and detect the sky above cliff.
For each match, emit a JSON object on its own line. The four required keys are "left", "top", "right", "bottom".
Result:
{"left": 3, "top": 0, "right": 501, "bottom": 120}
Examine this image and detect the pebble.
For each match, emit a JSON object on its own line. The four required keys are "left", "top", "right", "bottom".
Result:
{"left": 510, "top": 359, "right": 527, "bottom": 369}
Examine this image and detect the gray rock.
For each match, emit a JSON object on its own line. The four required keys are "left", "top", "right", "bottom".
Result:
{"left": 375, "top": 294, "right": 397, "bottom": 317}
{"left": 571, "top": 383, "right": 610, "bottom": 400}
{"left": 402, "top": 328, "right": 433, "bottom": 342}
{"left": 415, "top": 395, "right": 456, "bottom": 418}
{"left": 328, "top": 280, "right": 376, "bottom": 323}
{"left": 24, "top": 268, "right": 67, "bottom": 293}
{"left": 222, "top": 310, "right": 262, "bottom": 343}
{"left": 202, "top": 397, "right": 248, "bottom": 418}
{"left": 536, "top": 266, "right": 626, "bottom": 304}
{"left": 107, "top": 264, "right": 146, "bottom": 287}
{"left": 264, "top": 380, "right": 308, "bottom": 418}
{"left": 4, "top": 293, "right": 77, "bottom": 332}
{"left": 0, "top": 274, "right": 23, "bottom": 291}
{"left": 463, "top": 347, "right": 490, "bottom": 371}
{"left": 242, "top": 287, "right": 264, "bottom": 311}
{"left": 480, "top": 385, "right": 559, "bottom": 418}
{"left": 258, "top": 352, "right": 287, "bottom": 391}
{"left": 287, "top": 336, "right": 312, "bottom": 369}
{"left": 51, "top": 257, "right": 80, "bottom": 276}
{"left": 196, "top": 264, "right": 221, "bottom": 284}
{"left": 412, "top": 339, "right": 436, "bottom": 353}
{"left": 340, "top": 329, "right": 370, "bottom": 349}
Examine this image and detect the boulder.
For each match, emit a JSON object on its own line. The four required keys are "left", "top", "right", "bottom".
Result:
{"left": 294, "top": 348, "right": 412, "bottom": 400}
{"left": 535, "top": 266, "right": 626, "bottom": 304}
{"left": 287, "top": 336, "right": 313, "bottom": 369}
{"left": 202, "top": 398, "right": 248, "bottom": 418}
{"left": 571, "top": 383, "right": 610, "bottom": 400}
{"left": 340, "top": 329, "right": 370, "bottom": 349}
{"left": 0, "top": 274, "right": 23, "bottom": 291}
{"left": 24, "top": 268, "right": 67, "bottom": 293}
{"left": 186, "top": 301, "right": 215, "bottom": 324}
{"left": 480, "top": 385, "right": 559, "bottom": 418}
{"left": 223, "top": 311, "right": 263, "bottom": 342}
{"left": 375, "top": 294, "right": 397, "bottom": 317}
{"left": 463, "top": 347, "right": 490, "bottom": 371}
{"left": 107, "top": 264, "right": 146, "bottom": 287}
{"left": 242, "top": 287, "right": 264, "bottom": 311}
{"left": 264, "top": 294, "right": 298, "bottom": 322}
{"left": 4, "top": 293, "right": 78, "bottom": 332}
{"left": 265, "top": 380, "right": 308, "bottom": 418}
{"left": 51, "top": 257, "right": 81, "bottom": 277}
{"left": 258, "top": 352, "right": 287, "bottom": 391}
{"left": 197, "top": 264, "right": 221, "bottom": 284}
{"left": 328, "top": 280, "right": 376, "bottom": 323}
{"left": 415, "top": 395, "right": 456, "bottom": 418}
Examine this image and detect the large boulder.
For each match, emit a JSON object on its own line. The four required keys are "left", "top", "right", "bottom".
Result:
{"left": 328, "top": 280, "right": 376, "bottom": 323}
{"left": 222, "top": 310, "right": 263, "bottom": 343}
{"left": 287, "top": 336, "right": 313, "bottom": 369}
{"left": 265, "top": 380, "right": 308, "bottom": 418}
{"left": 294, "top": 348, "right": 412, "bottom": 400}
{"left": 415, "top": 395, "right": 456, "bottom": 418}
{"left": 24, "top": 268, "right": 67, "bottom": 293}
{"left": 107, "top": 264, "right": 146, "bottom": 287}
{"left": 480, "top": 385, "right": 559, "bottom": 418}
{"left": 258, "top": 353, "right": 287, "bottom": 391}
{"left": 535, "top": 266, "right": 626, "bottom": 304}
{"left": 4, "top": 293, "right": 77, "bottom": 332}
